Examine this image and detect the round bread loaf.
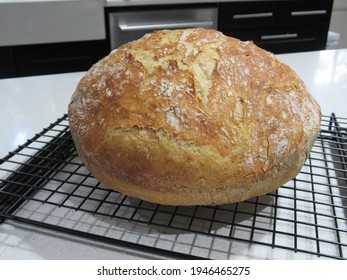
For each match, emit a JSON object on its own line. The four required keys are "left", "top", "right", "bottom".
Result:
{"left": 68, "top": 28, "right": 321, "bottom": 206}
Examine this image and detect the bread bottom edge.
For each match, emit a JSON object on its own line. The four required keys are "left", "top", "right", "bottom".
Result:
{"left": 85, "top": 161, "right": 302, "bottom": 206}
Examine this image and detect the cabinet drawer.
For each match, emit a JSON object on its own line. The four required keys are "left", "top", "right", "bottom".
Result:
{"left": 279, "top": 0, "right": 333, "bottom": 26}
{"left": 12, "top": 40, "right": 109, "bottom": 77}
{"left": 219, "top": 2, "right": 277, "bottom": 30}
{"left": 0, "top": 47, "right": 16, "bottom": 78}
{"left": 224, "top": 26, "right": 328, "bottom": 54}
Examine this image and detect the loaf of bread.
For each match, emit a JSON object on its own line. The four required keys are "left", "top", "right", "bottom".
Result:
{"left": 68, "top": 28, "right": 321, "bottom": 206}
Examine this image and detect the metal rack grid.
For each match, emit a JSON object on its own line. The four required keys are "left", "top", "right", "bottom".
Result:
{"left": 0, "top": 114, "right": 346, "bottom": 259}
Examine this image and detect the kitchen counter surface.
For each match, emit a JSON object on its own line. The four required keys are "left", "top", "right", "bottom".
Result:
{"left": 0, "top": 49, "right": 347, "bottom": 259}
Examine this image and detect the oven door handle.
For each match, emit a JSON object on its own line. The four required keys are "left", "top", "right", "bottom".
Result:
{"left": 118, "top": 21, "right": 215, "bottom": 31}
{"left": 261, "top": 33, "right": 298, "bottom": 40}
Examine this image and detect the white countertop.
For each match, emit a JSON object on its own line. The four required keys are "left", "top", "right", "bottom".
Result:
{"left": 0, "top": 48, "right": 347, "bottom": 259}
{"left": 1, "top": 49, "right": 346, "bottom": 159}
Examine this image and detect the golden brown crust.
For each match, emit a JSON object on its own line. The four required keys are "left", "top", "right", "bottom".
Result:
{"left": 68, "top": 28, "right": 321, "bottom": 205}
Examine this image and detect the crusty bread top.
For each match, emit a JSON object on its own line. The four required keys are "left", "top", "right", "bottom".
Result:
{"left": 68, "top": 28, "right": 321, "bottom": 205}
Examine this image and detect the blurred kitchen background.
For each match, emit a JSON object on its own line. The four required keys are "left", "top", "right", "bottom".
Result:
{"left": 0, "top": 0, "right": 345, "bottom": 79}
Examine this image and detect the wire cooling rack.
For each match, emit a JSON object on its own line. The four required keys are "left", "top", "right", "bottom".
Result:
{"left": 0, "top": 114, "right": 346, "bottom": 259}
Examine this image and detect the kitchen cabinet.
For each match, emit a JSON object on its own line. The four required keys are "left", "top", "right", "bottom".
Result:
{"left": 0, "top": 0, "right": 106, "bottom": 78}
{"left": 0, "top": 0, "right": 333, "bottom": 78}
{"left": 0, "top": 47, "right": 16, "bottom": 78}
{"left": 12, "top": 40, "right": 109, "bottom": 77}
{"left": 0, "top": 40, "right": 109, "bottom": 78}
{"left": 330, "top": 0, "right": 347, "bottom": 48}
{"left": 219, "top": 0, "right": 333, "bottom": 54}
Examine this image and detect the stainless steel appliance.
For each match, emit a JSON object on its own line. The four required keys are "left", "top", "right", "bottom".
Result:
{"left": 108, "top": 6, "right": 218, "bottom": 50}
